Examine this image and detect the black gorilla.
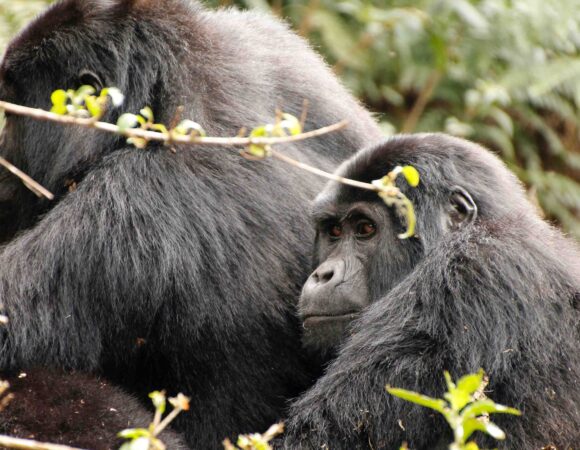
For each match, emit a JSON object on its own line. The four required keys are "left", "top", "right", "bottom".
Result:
{"left": 283, "top": 134, "right": 580, "bottom": 449}
{"left": 0, "top": 369, "right": 188, "bottom": 449}
{"left": 0, "top": 0, "right": 381, "bottom": 447}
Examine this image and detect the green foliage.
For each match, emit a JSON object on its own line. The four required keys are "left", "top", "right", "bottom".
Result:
{"left": 372, "top": 165, "right": 420, "bottom": 239}
{"left": 0, "top": 1, "right": 52, "bottom": 51}
{"left": 119, "top": 390, "right": 190, "bottom": 450}
{"left": 222, "top": 423, "right": 284, "bottom": 450}
{"left": 50, "top": 86, "right": 124, "bottom": 118}
{"left": 245, "top": 112, "right": 303, "bottom": 158}
{"left": 387, "top": 370, "right": 521, "bottom": 450}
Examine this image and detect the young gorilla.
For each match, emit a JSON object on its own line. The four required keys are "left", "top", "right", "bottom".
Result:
{"left": 0, "top": 369, "right": 188, "bottom": 449}
{"left": 0, "top": 0, "right": 381, "bottom": 447}
{"left": 284, "top": 134, "right": 580, "bottom": 449}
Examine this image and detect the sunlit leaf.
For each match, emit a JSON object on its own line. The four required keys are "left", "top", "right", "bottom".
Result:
{"left": 387, "top": 386, "right": 446, "bottom": 413}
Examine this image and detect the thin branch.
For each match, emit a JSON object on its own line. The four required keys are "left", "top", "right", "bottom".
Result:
{"left": 0, "top": 156, "right": 54, "bottom": 200}
{"left": 0, "top": 435, "right": 85, "bottom": 450}
{"left": 0, "top": 101, "right": 348, "bottom": 148}
{"left": 269, "top": 148, "right": 379, "bottom": 192}
{"left": 401, "top": 70, "right": 442, "bottom": 133}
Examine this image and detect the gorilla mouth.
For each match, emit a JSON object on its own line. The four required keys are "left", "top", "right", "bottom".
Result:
{"left": 303, "top": 313, "right": 359, "bottom": 328}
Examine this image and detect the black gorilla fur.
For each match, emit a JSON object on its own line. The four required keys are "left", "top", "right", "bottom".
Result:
{"left": 283, "top": 134, "right": 580, "bottom": 449}
{"left": 0, "top": 0, "right": 381, "bottom": 447}
{"left": 0, "top": 369, "right": 188, "bottom": 449}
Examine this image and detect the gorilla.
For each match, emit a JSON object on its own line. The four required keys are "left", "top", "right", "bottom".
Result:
{"left": 283, "top": 134, "right": 580, "bottom": 449}
{"left": 0, "top": 369, "right": 188, "bottom": 449}
{"left": 0, "top": 0, "right": 381, "bottom": 447}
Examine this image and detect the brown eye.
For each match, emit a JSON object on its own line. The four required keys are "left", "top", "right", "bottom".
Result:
{"left": 328, "top": 224, "right": 342, "bottom": 239}
{"left": 356, "top": 220, "right": 376, "bottom": 238}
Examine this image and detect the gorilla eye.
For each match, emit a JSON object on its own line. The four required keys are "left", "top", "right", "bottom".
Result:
{"left": 78, "top": 70, "right": 104, "bottom": 91}
{"left": 327, "top": 223, "right": 343, "bottom": 239}
{"left": 355, "top": 220, "right": 376, "bottom": 238}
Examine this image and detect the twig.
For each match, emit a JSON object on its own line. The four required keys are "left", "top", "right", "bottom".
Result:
{"left": 0, "top": 101, "right": 348, "bottom": 148}
{"left": 0, "top": 435, "right": 85, "bottom": 450}
{"left": 0, "top": 156, "right": 54, "bottom": 200}
{"left": 401, "top": 70, "right": 442, "bottom": 133}
{"left": 269, "top": 148, "right": 379, "bottom": 192}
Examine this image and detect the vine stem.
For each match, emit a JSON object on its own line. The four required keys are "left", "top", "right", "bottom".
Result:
{"left": 0, "top": 100, "right": 348, "bottom": 147}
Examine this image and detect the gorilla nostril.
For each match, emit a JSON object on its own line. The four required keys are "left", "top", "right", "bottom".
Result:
{"left": 312, "top": 266, "right": 335, "bottom": 285}
{"left": 319, "top": 269, "right": 334, "bottom": 283}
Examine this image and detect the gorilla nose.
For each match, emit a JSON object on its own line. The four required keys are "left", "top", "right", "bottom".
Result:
{"left": 309, "top": 259, "right": 345, "bottom": 287}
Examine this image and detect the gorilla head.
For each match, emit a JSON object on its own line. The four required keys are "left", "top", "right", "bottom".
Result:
{"left": 288, "top": 133, "right": 580, "bottom": 449}
{"left": 299, "top": 133, "right": 507, "bottom": 354}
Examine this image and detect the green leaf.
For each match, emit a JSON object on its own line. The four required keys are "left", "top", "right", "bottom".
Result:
{"left": 140, "top": 107, "right": 154, "bottom": 123}
{"left": 50, "top": 89, "right": 68, "bottom": 115}
{"left": 84, "top": 96, "right": 102, "bottom": 118}
{"left": 456, "top": 370, "right": 484, "bottom": 397}
{"left": 174, "top": 119, "right": 206, "bottom": 137}
{"left": 117, "top": 113, "right": 139, "bottom": 131}
{"left": 247, "top": 144, "right": 269, "bottom": 158}
{"left": 118, "top": 428, "right": 150, "bottom": 439}
{"left": 445, "top": 387, "right": 471, "bottom": 412}
{"left": 401, "top": 165, "right": 420, "bottom": 187}
{"left": 386, "top": 386, "right": 446, "bottom": 414}
{"left": 150, "top": 123, "right": 168, "bottom": 134}
{"left": 280, "top": 113, "right": 302, "bottom": 136}
{"left": 73, "top": 85, "right": 96, "bottom": 105}
{"left": 127, "top": 437, "right": 151, "bottom": 450}
{"left": 461, "top": 399, "right": 521, "bottom": 419}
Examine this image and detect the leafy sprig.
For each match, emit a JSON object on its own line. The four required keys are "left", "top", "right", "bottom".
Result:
{"left": 387, "top": 370, "right": 520, "bottom": 450}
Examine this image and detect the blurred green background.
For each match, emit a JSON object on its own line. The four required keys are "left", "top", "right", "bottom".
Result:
{"left": 1, "top": 0, "right": 579, "bottom": 238}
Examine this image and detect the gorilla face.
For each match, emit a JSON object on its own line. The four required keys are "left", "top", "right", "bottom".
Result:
{"left": 299, "top": 166, "right": 478, "bottom": 356}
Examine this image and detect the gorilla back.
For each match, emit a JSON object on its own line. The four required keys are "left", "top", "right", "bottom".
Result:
{"left": 0, "top": 0, "right": 382, "bottom": 447}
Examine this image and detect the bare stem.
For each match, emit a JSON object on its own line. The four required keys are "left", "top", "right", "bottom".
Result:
{"left": 0, "top": 156, "right": 54, "bottom": 200}
{"left": 154, "top": 407, "right": 183, "bottom": 436}
{"left": 0, "top": 435, "right": 85, "bottom": 450}
{"left": 401, "top": 70, "right": 442, "bottom": 133}
{"left": 269, "top": 148, "right": 379, "bottom": 192}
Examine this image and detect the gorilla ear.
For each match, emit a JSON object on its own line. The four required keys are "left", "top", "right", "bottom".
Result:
{"left": 448, "top": 186, "right": 477, "bottom": 229}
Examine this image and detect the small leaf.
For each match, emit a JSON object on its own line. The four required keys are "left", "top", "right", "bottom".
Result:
{"left": 250, "top": 126, "right": 269, "bottom": 138}
{"left": 140, "top": 107, "right": 154, "bottom": 123}
{"left": 174, "top": 120, "right": 207, "bottom": 137}
{"left": 117, "top": 113, "right": 139, "bottom": 131}
{"left": 482, "top": 421, "right": 506, "bottom": 440}
{"left": 149, "top": 391, "right": 167, "bottom": 414}
{"left": 127, "top": 137, "right": 148, "bottom": 149}
{"left": 73, "top": 85, "right": 96, "bottom": 105}
{"left": 150, "top": 123, "right": 168, "bottom": 134}
{"left": 247, "top": 144, "right": 269, "bottom": 158}
{"left": 461, "top": 399, "right": 521, "bottom": 419}
{"left": 401, "top": 165, "right": 420, "bottom": 187}
{"left": 456, "top": 370, "right": 485, "bottom": 397}
{"left": 280, "top": 113, "right": 302, "bottom": 136}
{"left": 387, "top": 386, "right": 446, "bottom": 414}
{"left": 127, "top": 437, "right": 151, "bottom": 450}
{"left": 84, "top": 96, "right": 102, "bottom": 118}
{"left": 101, "top": 87, "right": 124, "bottom": 106}
{"left": 118, "top": 428, "right": 150, "bottom": 439}
{"left": 50, "top": 89, "right": 68, "bottom": 109}
{"left": 445, "top": 387, "right": 471, "bottom": 412}
{"left": 169, "top": 393, "right": 191, "bottom": 411}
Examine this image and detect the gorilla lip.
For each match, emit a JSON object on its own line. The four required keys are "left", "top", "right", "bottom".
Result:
{"left": 303, "top": 313, "right": 359, "bottom": 328}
